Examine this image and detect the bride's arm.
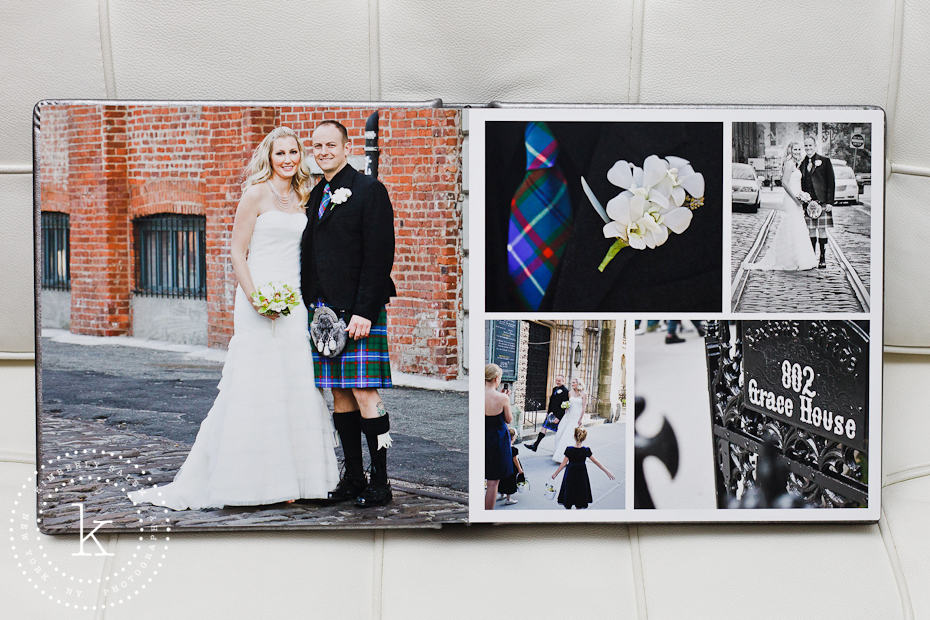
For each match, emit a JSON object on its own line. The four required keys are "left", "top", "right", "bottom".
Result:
{"left": 230, "top": 186, "right": 263, "bottom": 311}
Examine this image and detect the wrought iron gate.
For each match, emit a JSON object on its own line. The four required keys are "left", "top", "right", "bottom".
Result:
{"left": 705, "top": 320, "right": 869, "bottom": 508}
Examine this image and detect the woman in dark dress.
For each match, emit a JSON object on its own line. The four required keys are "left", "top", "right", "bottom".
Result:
{"left": 551, "top": 427, "right": 614, "bottom": 509}
{"left": 485, "top": 364, "right": 513, "bottom": 510}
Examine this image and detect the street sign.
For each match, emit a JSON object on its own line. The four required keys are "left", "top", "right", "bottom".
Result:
{"left": 850, "top": 134, "right": 865, "bottom": 149}
{"left": 741, "top": 320, "right": 869, "bottom": 452}
{"left": 490, "top": 320, "right": 519, "bottom": 382}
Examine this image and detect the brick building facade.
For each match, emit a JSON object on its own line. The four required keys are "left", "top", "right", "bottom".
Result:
{"left": 38, "top": 104, "right": 464, "bottom": 379}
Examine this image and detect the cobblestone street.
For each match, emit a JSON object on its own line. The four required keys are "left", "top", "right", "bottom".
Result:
{"left": 731, "top": 187, "right": 872, "bottom": 313}
{"left": 38, "top": 334, "right": 468, "bottom": 530}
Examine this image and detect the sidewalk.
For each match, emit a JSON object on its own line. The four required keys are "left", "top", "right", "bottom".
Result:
{"left": 496, "top": 420, "right": 626, "bottom": 511}
{"left": 635, "top": 328, "right": 715, "bottom": 509}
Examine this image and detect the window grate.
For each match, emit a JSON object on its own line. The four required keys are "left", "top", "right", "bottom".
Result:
{"left": 133, "top": 214, "right": 206, "bottom": 298}
{"left": 40, "top": 211, "right": 70, "bottom": 290}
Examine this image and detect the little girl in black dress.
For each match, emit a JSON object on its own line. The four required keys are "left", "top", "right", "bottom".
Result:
{"left": 551, "top": 427, "right": 614, "bottom": 509}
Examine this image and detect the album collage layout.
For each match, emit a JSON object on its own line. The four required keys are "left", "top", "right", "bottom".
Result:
{"left": 33, "top": 101, "right": 883, "bottom": 531}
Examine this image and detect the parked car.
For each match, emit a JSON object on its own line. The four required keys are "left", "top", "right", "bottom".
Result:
{"left": 832, "top": 165, "right": 858, "bottom": 205}
{"left": 732, "top": 163, "right": 761, "bottom": 212}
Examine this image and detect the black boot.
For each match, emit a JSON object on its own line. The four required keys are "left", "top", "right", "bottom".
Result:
{"left": 525, "top": 432, "right": 544, "bottom": 452}
{"left": 329, "top": 410, "right": 367, "bottom": 502}
{"left": 818, "top": 239, "right": 827, "bottom": 268}
{"left": 357, "top": 414, "right": 393, "bottom": 507}
{"left": 810, "top": 237, "right": 817, "bottom": 251}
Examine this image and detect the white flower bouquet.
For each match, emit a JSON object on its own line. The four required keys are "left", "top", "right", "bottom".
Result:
{"left": 250, "top": 282, "right": 301, "bottom": 317}
{"left": 583, "top": 154, "right": 705, "bottom": 271}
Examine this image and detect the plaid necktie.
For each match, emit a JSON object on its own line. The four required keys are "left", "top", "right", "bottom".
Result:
{"left": 318, "top": 182, "right": 332, "bottom": 219}
{"left": 507, "top": 121, "right": 572, "bottom": 310}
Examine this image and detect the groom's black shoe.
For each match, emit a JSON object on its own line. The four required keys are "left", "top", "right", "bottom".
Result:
{"left": 329, "top": 410, "right": 367, "bottom": 502}
{"left": 356, "top": 480, "right": 392, "bottom": 508}
{"left": 329, "top": 474, "right": 367, "bottom": 502}
{"left": 524, "top": 432, "right": 545, "bottom": 452}
{"left": 357, "top": 414, "right": 393, "bottom": 508}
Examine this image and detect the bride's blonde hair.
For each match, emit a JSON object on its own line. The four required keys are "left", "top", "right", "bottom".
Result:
{"left": 243, "top": 126, "right": 312, "bottom": 204}
{"left": 784, "top": 141, "right": 801, "bottom": 163}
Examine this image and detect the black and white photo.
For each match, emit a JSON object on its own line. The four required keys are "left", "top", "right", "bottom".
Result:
{"left": 731, "top": 121, "right": 875, "bottom": 313}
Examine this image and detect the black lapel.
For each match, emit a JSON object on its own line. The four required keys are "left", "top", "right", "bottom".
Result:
{"left": 316, "top": 166, "right": 356, "bottom": 226}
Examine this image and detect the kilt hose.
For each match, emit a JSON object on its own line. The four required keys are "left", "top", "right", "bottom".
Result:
{"left": 311, "top": 305, "right": 393, "bottom": 389}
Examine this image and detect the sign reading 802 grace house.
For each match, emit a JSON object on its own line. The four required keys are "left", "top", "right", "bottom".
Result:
{"left": 741, "top": 320, "right": 869, "bottom": 452}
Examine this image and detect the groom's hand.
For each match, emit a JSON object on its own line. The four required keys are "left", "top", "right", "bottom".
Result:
{"left": 346, "top": 315, "right": 371, "bottom": 340}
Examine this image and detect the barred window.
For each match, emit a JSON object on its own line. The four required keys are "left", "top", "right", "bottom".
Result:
{"left": 133, "top": 214, "right": 206, "bottom": 298}
{"left": 41, "top": 211, "right": 70, "bottom": 290}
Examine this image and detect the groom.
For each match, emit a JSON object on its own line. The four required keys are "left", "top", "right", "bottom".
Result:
{"left": 798, "top": 136, "right": 835, "bottom": 269}
{"left": 523, "top": 374, "right": 569, "bottom": 452}
{"left": 301, "top": 120, "right": 397, "bottom": 508}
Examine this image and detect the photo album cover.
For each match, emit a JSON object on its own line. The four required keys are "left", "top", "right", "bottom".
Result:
{"left": 33, "top": 102, "right": 882, "bottom": 530}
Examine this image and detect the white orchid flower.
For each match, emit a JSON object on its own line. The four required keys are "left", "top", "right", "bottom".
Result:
{"left": 606, "top": 160, "right": 643, "bottom": 190}
{"left": 604, "top": 187, "right": 670, "bottom": 249}
{"left": 657, "top": 155, "right": 705, "bottom": 207}
{"left": 596, "top": 154, "right": 704, "bottom": 271}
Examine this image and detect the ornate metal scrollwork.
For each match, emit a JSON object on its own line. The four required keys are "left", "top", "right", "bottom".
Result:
{"left": 633, "top": 397, "right": 679, "bottom": 509}
{"left": 705, "top": 320, "right": 869, "bottom": 509}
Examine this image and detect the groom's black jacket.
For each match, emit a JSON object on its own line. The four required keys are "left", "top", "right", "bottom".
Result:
{"left": 300, "top": 164, "right": 396, "bottom": 322}
{"left": 484, "top": 121, "right": 722, "bottom": 312}
{"left": 547, "top": 385, "right": 570, "bottom": 421}
{"left": 799, "top": 153, "right": 835, "bottom": 205}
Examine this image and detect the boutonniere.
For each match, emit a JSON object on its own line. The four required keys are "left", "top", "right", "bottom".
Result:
{"left": 331, "top": 187, "right": 352, "bottom": 205}
{"left": 582, "top": 155, "right": 705, "bottom": 272}
{"left": 814, "top": 159, "right": 822, "bottom": 167}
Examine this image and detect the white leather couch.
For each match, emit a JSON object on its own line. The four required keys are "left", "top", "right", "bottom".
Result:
{"left": 1, "top": 1, "right": 927, "bottom": 617}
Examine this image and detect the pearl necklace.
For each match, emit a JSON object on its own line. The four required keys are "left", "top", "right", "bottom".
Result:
{"left": 268, "top": 182, "right": 300, "bottom": 211}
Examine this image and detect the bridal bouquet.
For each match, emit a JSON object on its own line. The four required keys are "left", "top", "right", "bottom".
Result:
{"left": 585, "top": 155, "right": 705, "bottom": 271}
{"left": 250, "top": 282, "right": 301, "bottom": 317}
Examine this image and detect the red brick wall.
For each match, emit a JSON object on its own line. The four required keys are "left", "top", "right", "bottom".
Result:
{"left": 37, "top": 105, "right": 71, "bottom": 214}
{"left": 62, "top": 105, "right": 132, "bottom": 336}
{"left": 38, "top": 104, "right": 464, "bottom": 379}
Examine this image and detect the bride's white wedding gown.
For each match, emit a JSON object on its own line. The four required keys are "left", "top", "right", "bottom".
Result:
{"left": 745, "top": 167, "right": 817, "bottom": 271}
{"left": 128, "top": 210, "right": 339, "bottom": 510}
{"left": 552, "top": 395, "right": 584, "bottom": 463}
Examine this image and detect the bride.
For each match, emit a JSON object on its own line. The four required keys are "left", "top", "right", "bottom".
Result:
{"left": 551, "top": 378, "right": 585, "bottom": 464}
{"left": 128, "top": 127, "right": 339, "bottom": 510}
{"left": 745, "top": 141, "right": 817, "bottom": 271}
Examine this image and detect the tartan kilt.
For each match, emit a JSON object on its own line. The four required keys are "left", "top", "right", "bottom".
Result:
{"left": 311, "top": 306, "right": 392, "bottom": 389}
{"left": 805, "top": 208, "right": 834, "bottom": 237}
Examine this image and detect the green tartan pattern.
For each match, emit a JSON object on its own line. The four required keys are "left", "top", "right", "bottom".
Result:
{"left": 311, "top": 306, "right": 392, "bottom": 389}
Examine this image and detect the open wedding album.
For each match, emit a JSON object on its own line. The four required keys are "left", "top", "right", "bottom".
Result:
{"left": 32, "top": 101, "right": 882, "bottom": 531}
